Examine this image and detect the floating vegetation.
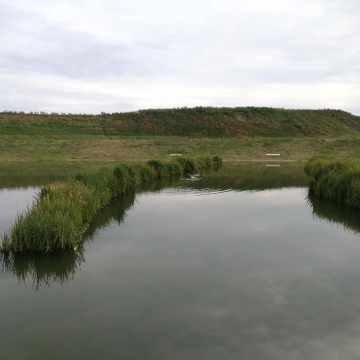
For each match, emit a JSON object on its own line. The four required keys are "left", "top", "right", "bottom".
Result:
{"left": 304, "top": 155, "right": 360, "bottom": 208}
{"left": 1, "top": 156, "right": 222, "bottom": 252}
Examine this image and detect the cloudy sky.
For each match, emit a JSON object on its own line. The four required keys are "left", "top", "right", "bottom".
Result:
{"left": 1, "top": 0, "right": 359, "bottom": 114}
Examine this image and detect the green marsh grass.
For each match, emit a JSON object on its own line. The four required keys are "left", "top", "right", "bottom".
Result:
{"left": 1, "top": 155, "right": 222, "bottom": 252}
{"left": 304, "top": 155, "right": 360, "bottom": 208}
{"left": 147, "top": 160, "right": 169, "bottom": 177}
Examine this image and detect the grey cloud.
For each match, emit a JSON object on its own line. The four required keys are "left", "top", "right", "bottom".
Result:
{"left": 0, "top": 75, "right": 138, "bottom": 113}
{"left": 0, "top": 4, "right": 179, "bottom": 80}
{"left": 0, "top": 0, "right": 359, "bottom": 113}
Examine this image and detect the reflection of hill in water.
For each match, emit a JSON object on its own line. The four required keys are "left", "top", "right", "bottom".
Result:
{"left": 307, "top": 191, "right": 360, "bottom": 235}
{"left": 192, "top": 163, "right": 308, "bottom": 191}
{"left": 1, "top": 163, "right": 309, "bottom": 289}
{"left": 162, "top": 163, "right": 308, "bottom": 196}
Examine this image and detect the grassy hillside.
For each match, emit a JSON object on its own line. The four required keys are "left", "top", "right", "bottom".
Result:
{"left": 1, "top": 107, "right": 360, "bottom": 162}
{"left": 1, "top": 107, "right": 360, "bottom": 138}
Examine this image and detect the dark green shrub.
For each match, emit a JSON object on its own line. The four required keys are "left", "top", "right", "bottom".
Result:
{"left": 113, "top": 164, "right": 137, "bottom": 193}
{"left": 133, "top": 164, "right": 157, "bottom": 182}
{"left": 170, "top": 161, "right": 183, "bottom": 175}
{"left": 147, "top": 160, "right": 167, "bottom": 177}
{"left": 195, "top": 157, "right": 211, "bottom": 169}
{"left": 174, "top": 157, "right": 196, "bottom": 174}
{"left": 212, "top": 155, "right": 222, "bottom": 166}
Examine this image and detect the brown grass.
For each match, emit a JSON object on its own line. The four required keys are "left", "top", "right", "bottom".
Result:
{"left": 1, "top": 136, "right": 360, "bottom": 162}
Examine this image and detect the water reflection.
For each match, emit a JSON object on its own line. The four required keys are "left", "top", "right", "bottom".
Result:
{"left": 3, "top": 164, "right": 353, "bottom": 292}
{"left": 176, "top": 162, "right": 308, "bottom": 193}
{"left": 0, "top": 192, "right": 137, "bottom": 289}
{"left": 163, "top": 163, "right": 308, "bottom": 196}
{"left": 2, "top": 164, "right": 360, "bottom": 359}
{"left": 307, "top": 191, "right": 360, "bottom": 235}
{"left": 1, "top": 250, "right": 85, "bottom": 290}
{"left": 0, "top": 164, "right": 311, "bottom": 289}
{"left": 0, "top": 177, "right": 183, "bottom": 289}
{"left": 82, "top": 191, "right": 138, "bottom": 242}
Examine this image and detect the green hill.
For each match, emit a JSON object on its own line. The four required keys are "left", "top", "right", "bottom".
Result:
{"left": 1, "top": 107, "right": 360, "bottom": 138}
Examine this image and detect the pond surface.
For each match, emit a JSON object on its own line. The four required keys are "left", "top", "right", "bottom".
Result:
{"left": 1, "top": 162, "right": 360, "bottom": 360}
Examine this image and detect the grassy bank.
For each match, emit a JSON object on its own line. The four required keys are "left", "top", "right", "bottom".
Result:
{"left": 1, "top": 155, "right": 222, "bottom": 252}
{"left": 2, "top": 136, "right": 360, "bottom": 162}
{"left": 304, "top": 156, "right": 360, "bottom": 208}
{"left": 1, "top": 107, "right": 360, "bottom": 162}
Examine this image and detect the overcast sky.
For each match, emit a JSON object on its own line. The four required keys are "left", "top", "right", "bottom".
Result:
{"left": 1, "top": 0, "right": 359, "bottom": 114}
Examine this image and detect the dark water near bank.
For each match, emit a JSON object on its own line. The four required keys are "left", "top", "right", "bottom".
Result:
{"left": 1, "top": 162, "right": 360, "bottom": 359}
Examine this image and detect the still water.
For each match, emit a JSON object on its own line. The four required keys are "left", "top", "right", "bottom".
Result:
{"left": 1, "top": 162, "right": 360, "bottom": 360}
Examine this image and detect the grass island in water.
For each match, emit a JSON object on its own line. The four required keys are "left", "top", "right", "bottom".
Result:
{"left": 1, "top": 156, "right": 222, "bottom": 252}
{"left": 305, "top": 155, "right": 360, "bottom": 208}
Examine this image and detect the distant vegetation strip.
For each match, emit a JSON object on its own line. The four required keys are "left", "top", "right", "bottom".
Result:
{"left": 304, "top": 155, "right": 360, "bottom": 208}
{"left": 1, "top": 107, "right": 360, "bottom": 138}
{"left": 0, "top": 156, "right": 222, "bottom": 252}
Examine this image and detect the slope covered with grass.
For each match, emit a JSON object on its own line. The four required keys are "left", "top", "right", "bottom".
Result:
{"left": 1, "top": 107, "right": 360, "bottom": 138}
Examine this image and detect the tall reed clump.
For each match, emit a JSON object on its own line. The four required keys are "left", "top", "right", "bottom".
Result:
{"left": 174, "top": 155, "right": 222, "bottom": 174}
{"left": 1, "top": 155, "right": 222, "bottom": 252}
{"left": 304, "top": 155, "right": 360, "bottom": 208}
